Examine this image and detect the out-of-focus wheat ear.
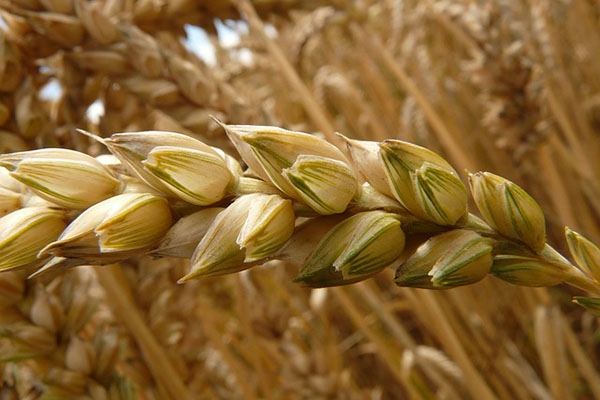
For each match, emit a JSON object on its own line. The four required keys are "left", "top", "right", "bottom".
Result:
{"left": 0, "top": 271, "right": 24, "bottom": 309}
{"left": 74, "top": 0, "right": 120, "bottom": 44}
{"left": 17, "top": 10, "right": 85, "bottom": 48}
{"left": 0, "top": 34, "right": 23, "bottom": 93}
{"left": 164, "top": 53, "right": 216, "bottom": 106}
{"left": 14, "top": 78, "right": 48, "bottom": 140}
{"left": 68, "top": 50, "right": 131, "bottom": 75}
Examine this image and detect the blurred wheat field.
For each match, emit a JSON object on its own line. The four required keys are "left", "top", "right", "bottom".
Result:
{"left": 0, "top": 0, "right": 599, "bottom": 399}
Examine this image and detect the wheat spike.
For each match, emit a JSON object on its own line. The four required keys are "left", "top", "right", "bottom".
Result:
{"left": 1, "top": 122, "right": 598, "bottom": 300}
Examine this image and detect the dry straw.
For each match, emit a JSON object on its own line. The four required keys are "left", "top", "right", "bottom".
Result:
{"left": 1, "top": 0, "right": 600, "bottom": 399}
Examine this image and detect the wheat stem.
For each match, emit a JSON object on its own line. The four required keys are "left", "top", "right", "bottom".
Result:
{"left": 561, "top": 317, "right": 600, "bottom": 399}
{"left": 534, "top": 306, "right": 572, "bottom": 400}
{"left": 331, "top": 286, "right": 426, "bottom": 399}
{"left": 197, "top": 295, "right": 261, "bottom": 400}
{"left": 415, "top": 290, "right": 497, "bottom": 400}
{"left": 357, "top": 279, "right": 417, "bottom": 348}
{"left": 355, "top": 24, "right": 475, "bottom": 172}
{"left": 537, "top": 144, "right": 578, "bottom": 228}
{"left": 233, "top": 275, "right": 276, "bottom": 400}
{"left": 95, "top": 264, "right": 193, "bottom": 400}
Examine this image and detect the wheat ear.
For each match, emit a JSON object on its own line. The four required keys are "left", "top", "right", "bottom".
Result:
{"left": 1, "top": 123, "right": 599, "bottom": 315}
{"left": 0, "top": 269, "right": 135, "bottom": 399}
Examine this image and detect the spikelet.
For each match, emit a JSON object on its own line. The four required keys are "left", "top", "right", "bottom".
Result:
{"left": 74, "top": 0, "right": 120, "bottom": 44}
{"left": 0, "top": 148, "right": 120, "bottom": 209}
{"left": 21, "top": 10, "right": 85, "bottom": 47}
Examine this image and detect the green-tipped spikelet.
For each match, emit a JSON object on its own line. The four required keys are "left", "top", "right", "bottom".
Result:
{"left": 379, "top": 140, "right": 468, "bottom": 226}
{"left": 141, "top": 145, "right": 233, "bottom": 206}
{"left": 106, "top": 131, "right": 237, "bottom": 205}
{"left": 38, "top": 193, "right": 171, "bottom": 266}
{"left": 282, "top": 155, "right": 358, "bottom": 215}
{"left": 0, "top": 149, "right": 120, "bottom": 209}
{"left": 224, "top": 124, "right": 356, "bottom": 213}
{"left": 565, "top": 227, "right": 600, "bottom": 282}
{"left": 179, "top": 193, "right": 295, "bottom": 281}
{"left": 395, "top": 229, "right": 493, "bottom": 289}
{"left": 572, "top": 297, "right": 600, "bottom": 316}
{"left": 490, "top": 243, "right": 571, "bottom": 287}
{"left": 345, "top": 137, "right": 467, "bottom": 225}
{"left": 0, "top": 207, "right": 66, "bottom": 271}
{"left": 469, "top": 172, "right": 546, "bottom": 252}
{"left": 295, "top": 211, "right": 405, "bottom": 287}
